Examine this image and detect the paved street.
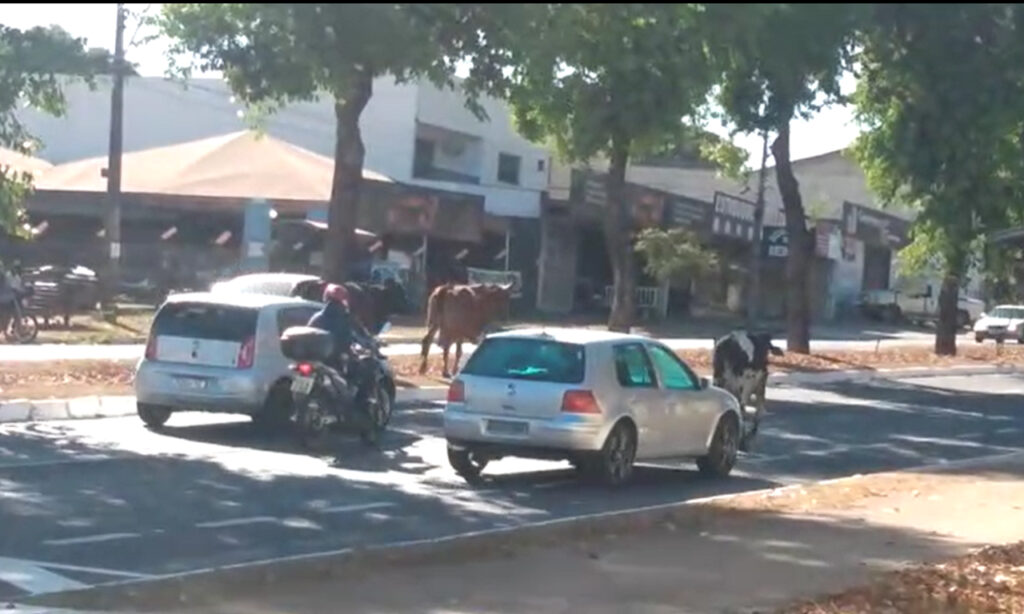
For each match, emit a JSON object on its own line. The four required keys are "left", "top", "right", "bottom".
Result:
{"left": 0, "top": 373, "right": 1022, "bottom": 601}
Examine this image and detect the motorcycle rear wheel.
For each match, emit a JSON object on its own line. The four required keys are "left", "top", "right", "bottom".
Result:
{"left": 358, "top": 384, "right": 390, "bottom": 447}
{"left": 295, "top": 390, "right": 332, "bottom": 450}
{"left": 5, "top": 313, "right": 39, "bottom": 344}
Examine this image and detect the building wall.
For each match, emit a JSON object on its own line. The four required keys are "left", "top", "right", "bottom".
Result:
{"left": 17, "top": 75, "right": 546, "bottom": 219}
{"left": 411, "top": 79, "right": 549, "bottom": 218}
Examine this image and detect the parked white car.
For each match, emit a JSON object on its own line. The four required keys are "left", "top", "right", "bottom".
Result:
{"left": 443, "top": 328, "right": 744, "bottom": 486}
{"left": 973, "top": 305, "right": 1024, "bottom": 343}
{"left": 860, "top": 286, "right": 985, "bottom": 328}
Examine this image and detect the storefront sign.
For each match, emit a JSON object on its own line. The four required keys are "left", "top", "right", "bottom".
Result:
{"left": 666, "top": 195, "right": 712, "bottom": 233}
{"left": 467, "top": 267, "right": 523, "bottom": 298}
{"left": 712, "top": 192, "right": 756, "bottom": 242}
{"left": 842, "top": 201, "right": 910, "bottom": 248}
{"left": 762, "top": 225, "right": 789, "bottom": 258}
{"left": 762, "top": 223, "right": 841, "bottom": 260}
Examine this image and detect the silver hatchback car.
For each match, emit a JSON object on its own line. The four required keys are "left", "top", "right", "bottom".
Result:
{"left": 135, "top": 292, "right": 323, "bottom": 429}
{"left": 444, "top": 328, "right": 744, "bottom": 486}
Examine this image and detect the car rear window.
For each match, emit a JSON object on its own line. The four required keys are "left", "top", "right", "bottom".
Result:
{"left": 461, "top": 338, "right": 586, "bottom": 384}
{"left": 992, "top": 307, "right": 1024, "bottom": 319}
{"left": 153, "top": 302, "right": 259, "bottom": 342}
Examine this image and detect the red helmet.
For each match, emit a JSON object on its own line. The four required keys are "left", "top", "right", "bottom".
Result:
{"left": 322, "top": 283, "right": 349, "bottom": 305}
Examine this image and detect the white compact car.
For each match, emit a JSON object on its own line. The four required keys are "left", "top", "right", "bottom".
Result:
{"left": 973, "top": 305, "right": 1024, "bottom": 343}
{"left": 443, "top": 328, "right": 744, "bottom": 486}
{"left": 134, "top": 292, "right": 325, "bottom": 429}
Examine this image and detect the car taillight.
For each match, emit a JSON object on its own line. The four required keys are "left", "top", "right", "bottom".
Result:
{"left": 237, "top": 337, "right": 255, "bottom": 369}
{"left": 447, "top": 379, "right": 465, "bottom": 403}
{"left": 145, "top": 335, "right": 158, "bottom": 360}
{"left": 294, "top": 362, "right": 314, "bottom": 377}
{"left": 561, "top": 390, "right": 600, "bottom": 414}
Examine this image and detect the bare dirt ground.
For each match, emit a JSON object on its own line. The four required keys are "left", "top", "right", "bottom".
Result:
{"left": 33, "top": 311, "right": 153, "bottom": 345}
{"left": 3, "top": 344, "right": 1023, "bottom": 400}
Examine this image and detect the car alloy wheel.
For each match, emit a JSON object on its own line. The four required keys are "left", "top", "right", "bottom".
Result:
{"left": 595, "top": 422, "right": 637, "bottom": 487}
{"left": 697, "top": 414, "right": 739, "bottom": 478}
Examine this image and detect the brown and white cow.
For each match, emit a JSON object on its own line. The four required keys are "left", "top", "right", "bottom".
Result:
{"left": 712, "top": 330, "right": 784, "bottom": 450}
{"left": 418, "top": 282, "right": 513, "bottom": 377}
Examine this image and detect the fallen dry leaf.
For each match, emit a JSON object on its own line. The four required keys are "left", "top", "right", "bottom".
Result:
{"left": 779, "top": 541, "right": 1024, "bottom": 613}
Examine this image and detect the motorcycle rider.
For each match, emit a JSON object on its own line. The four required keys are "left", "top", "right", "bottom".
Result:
{"left": 307, "top": 283, "right": 375, "bottom": 397}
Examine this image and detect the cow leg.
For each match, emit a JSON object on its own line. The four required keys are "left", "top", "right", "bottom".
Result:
{"left": 741, "top": 374, "right": 768, "bottom": 452}
{"left": 454, "top": 341, "right": 463, "bottom": 375}
{"left": 419, "top": 324, "right": 439, "bottom": 375}
{"left": 441, "top": 342, "right": 452, "bottom": 379}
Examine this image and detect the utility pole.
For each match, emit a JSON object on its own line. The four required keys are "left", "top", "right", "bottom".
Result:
{"left": 746, "top": 130, "right": 770, "bottom": 327}
{"left": 102, "top": 3, "right": 126, "bottom": 316}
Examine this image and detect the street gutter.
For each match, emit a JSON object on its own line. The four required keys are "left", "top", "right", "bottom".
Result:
{"left": 2, "top": 364, "right": 1020, "bottom": 425}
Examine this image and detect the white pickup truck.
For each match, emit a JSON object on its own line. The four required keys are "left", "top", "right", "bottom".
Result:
{"left": 859, "top": 285, "right": 985, "bottom": 328}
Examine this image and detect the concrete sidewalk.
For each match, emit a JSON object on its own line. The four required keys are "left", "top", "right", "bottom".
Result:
{"left": 36, "top": 453, "right": 1024, "bottom": 614}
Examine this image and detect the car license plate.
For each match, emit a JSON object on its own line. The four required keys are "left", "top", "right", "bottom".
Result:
{"left": 291, "top": 376, "right": 315, "bottom": 394}
{"left": 487, "top": 419, "right": 529, "bottom": 436}
{"left": 175, "top": 377, "right": 207, "bottom": 391}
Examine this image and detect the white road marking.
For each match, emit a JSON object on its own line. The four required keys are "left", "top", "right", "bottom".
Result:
{"left": 315, "top": 502, "right": 395, "bottom": 515}
{"left": 533, "top": 480, "right": 576, "bottom": 490}
{"left": 196, "top": 516, "right": 278, "bottom": 529}
{"left": 44, "top": 532, "right": 140, "bottom": 546}
{"left": 0, "top": 456, "right": 115, "bottom": 471}
{"left": 20, "top": 558, "right": 151, "bottom": 579}
{"left": 0, "top": 556, "right": 88, "bottom": 593}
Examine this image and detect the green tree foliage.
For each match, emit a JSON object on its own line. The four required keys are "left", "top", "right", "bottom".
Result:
{"left": 854, "top": 4, "right": 1024, "bottom": 355}
{"left": 0, "top": 24, "right": 110, "bottom": 235}
{"left": 635, "top": 227, "right": 719, "bottom": 287}
{"left": 471, "top": 4, "right": 722, "bottom": 331}
{"left": 705, "top": 4, "right": 860, "bottom": 353}
{"left": 159, "top": 4, "right": 489, "bottom": 282}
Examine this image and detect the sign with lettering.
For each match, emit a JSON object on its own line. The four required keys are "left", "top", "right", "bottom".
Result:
{"left": 762, "top": 224, "right": 842, "bottom": 260}
{"left": 762, "top": 226, "right": 789, "bottom": 258}
{"left": 467, "top": 267, "right": 523, "bottom": 298}
{"left": 667, "top": 196, "right": 713, "bottom": 234}
{"left": 712, "top": 191, "right": 756, "bottom": 242}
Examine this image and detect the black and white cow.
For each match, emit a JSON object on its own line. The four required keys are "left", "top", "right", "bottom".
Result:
{"left": 712, "top": 330, "right": 784, "bottom": 450}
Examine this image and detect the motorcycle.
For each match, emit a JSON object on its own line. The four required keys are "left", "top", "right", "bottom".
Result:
{"left": 3, "top": 286, "right": 39, "bottom": 344}
{"left": 281, "top": 322, "right": 395, "bottom": 449}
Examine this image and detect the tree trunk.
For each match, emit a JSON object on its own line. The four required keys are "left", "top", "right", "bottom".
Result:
{"left": 325, "top": 70, "right": 373, "bottom": 283}
{"left": 605, "top": 135, "right": 635, "bottom": 332}
{"left": 935, "top": 248, "right": 967, "bottom": 356}
{"left": 771, "top": 120, "right": 812, "bottom": 354}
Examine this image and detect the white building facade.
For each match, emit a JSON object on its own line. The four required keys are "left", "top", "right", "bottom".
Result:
{"left": 18, "top": 75, "right": 550, "bottom": 221}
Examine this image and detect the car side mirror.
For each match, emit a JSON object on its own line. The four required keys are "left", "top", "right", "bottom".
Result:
{"left": 700, "top": 377, "right": 710, "bottom": 390}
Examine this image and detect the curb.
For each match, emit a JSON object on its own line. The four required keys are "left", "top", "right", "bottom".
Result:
{"left": 0, "top": 388, "right": 448, "bottom": 425}
{"left": 29, "top": 450, "right": 1024, "bottom": 612}
{"left": 3, "top": 365, "right": 1019, "bottom": 425}
{"left": 768, "top": 363, "right": 1022, "bottom": 386}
